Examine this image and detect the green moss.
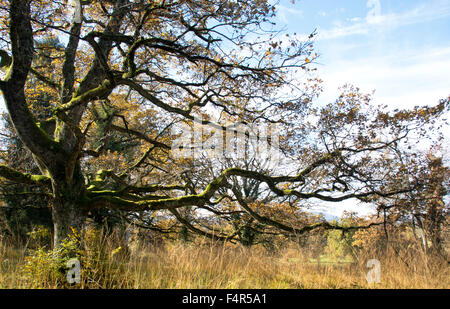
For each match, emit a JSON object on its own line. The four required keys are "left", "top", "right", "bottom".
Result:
{"left": 62, "top": 80, "right": 112, "bottom": 110}
{"left": 88, "top": 190, "right": 119, "bottom": 196}
{"left": 95, "top": 169, "right": 111, "bottom": 182}
{"left": 86, "top": 185, "right": 97, "bottom": 191}
{"left": 53, "top": 120, "right": 65, "bottom": 142}
{"left": 30, "top": 174, "right": 51, "bottom": 184}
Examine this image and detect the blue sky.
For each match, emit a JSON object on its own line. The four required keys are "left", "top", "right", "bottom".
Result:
{"left": 275, "top": 0, "right": 450, "bottom": 110}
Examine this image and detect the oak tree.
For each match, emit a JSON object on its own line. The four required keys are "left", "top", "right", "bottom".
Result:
{"left": 0, "top": 0, "right": 447, "bottom": 248}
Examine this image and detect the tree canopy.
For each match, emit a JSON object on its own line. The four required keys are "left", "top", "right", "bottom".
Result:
{"left": 0, "top": 0, "right": 448, "bottom": 248}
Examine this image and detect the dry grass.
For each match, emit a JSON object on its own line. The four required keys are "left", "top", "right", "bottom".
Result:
{"left": 1, "top": 233, "right": 448, "bottom": 289}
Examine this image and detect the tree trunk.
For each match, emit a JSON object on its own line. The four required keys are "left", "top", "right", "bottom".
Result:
{"left": 51, "top": 174, "right": 87, "bottom": 248}
{"left": 52, "top": 199, "right": 87, "bottom": 249}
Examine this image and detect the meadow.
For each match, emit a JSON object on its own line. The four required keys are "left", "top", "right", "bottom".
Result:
{"left": 0, "top": 226, "right": 448, "bottom": 289}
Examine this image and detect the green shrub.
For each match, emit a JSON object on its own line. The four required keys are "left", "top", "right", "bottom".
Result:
{"left": 21, "top": 228, "right": 83, "bottom": 288}
{"left": 20, "top": 226, "right": 132, "bottom": 288}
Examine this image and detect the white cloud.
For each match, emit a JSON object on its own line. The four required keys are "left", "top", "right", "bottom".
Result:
{"left": 318, "top": 46, "right": 450, "bottom": 110}
{"left": 347, "top": 17, "right": 362, "bottom": 23}
{"left": 317, "top": 2, "right": 450, "bottom": 40}
{"left": 277, "top": 5, "right": 303, "bottom": 23}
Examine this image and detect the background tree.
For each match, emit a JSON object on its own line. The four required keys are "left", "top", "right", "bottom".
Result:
{"left": 381, "top": 151, "right": 449, "bottom": 255}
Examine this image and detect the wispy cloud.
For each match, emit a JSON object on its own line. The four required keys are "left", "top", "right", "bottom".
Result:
{"left": 318, "top": 46, "right": 450, "bottom": 109}
{"left": 317, "top": 2, "right": 450, "bottom": 40}
{"left": 277, "top": 5, "right": 303, "bottom": 23}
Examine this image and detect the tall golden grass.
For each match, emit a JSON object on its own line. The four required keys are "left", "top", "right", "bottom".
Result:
{"left": 1, "top": 226, "right": 448, "bottom": 289}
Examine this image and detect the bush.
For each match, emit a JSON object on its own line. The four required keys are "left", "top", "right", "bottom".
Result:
{"left": 21, "top": 229, "right": 82, "bottom": 288}
{"left": 20, "top": 227, "right": 129, "bottom": 288}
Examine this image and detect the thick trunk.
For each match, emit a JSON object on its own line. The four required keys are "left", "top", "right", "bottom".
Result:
{"left": 51, "top": 172, "right": 87, "bottom": 248}
{"left": 52, "top": 198, "right": 87, "bottom": 249}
